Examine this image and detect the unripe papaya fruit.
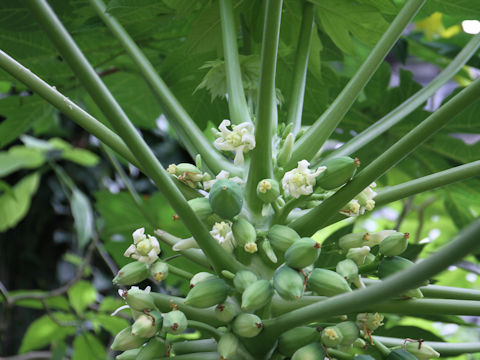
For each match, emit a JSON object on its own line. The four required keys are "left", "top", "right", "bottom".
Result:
{"left": 149, "top": 261, "right": 169, "bottom": 282}
{"left": 185, "top": 278, "right": 228, "bottom": 308}
{"left": 233, "top": 270, "right": 258, "bottom": 293}
{"left": 137, "top": 337, "right": 169, "bottom": 360}
{"left": 124, "top": 288, "right": 156, "bottom": 312}
{"left": 116, "top": 349, "right": 141, "bottom": 360}
{"left": 338, "top": 233, "right": 367, "bottom": 251}
{"left": 256, "top": 178, "right": 280, "bottom": 203}
{"left": 285, "top": 237, "right": 321, "bottom": 269}
{"left": 278, "top": 326, "right": 321, "bottom": 356}
{"left": 267, "top": 225, "right": 300, "bottom": 253}
{"left": 336, "top": 321, "right": 360, "bottom": 345}
{"left": 162, "top": 310, "right": 187, "bottom": 334}
{"left": 241, "top": 279, "right": 274, "bottom": 311}
{"left": 111, "top": 326, "right": 146, "bottom": 351}
{"left": 131, "top": 311, "right": 162, "bottom": 338}
{"left": 316, "top": 156, "right": 359, "bottom": 190}
{"left": 321, "top": 326, "right": 344, "bottom": 347}
{"left": 218, "top": 332, "right": 239, "bottom": 360}
{"left": 378, "top": 256, "right": 413, "bottom": 279}
{"left": 273, "top": 265, "right": 305, "bottom": 300}
{"left": 215, "top": 302, "right": 239, "bottom": 323}
{"left": 189, "top": 272, "right": 216, "bottom": 288}
{"left": 113, "top": 261, "right": 149, "bottom": 286}
{"left": 187, "top": 197, "right": 213, "bottom": 220}
{"left": 232, "top": 218, "right": 257, "bottom": 250}
{"left": 308, "top": 268, "right": 352, "bottom": 296}
{"left": 291, "top": 342, "right": 325, "bottom": 360}
{"left": 379, "top": 232, "right": 409, "bottom": 257}
{"left": 336, "top": 259, "right": 359, "bottom": 284}
{"left": 232, "top": 313, "right": 263, "bottom": 338}
{"left": 209, "top": 179, "right": 243, "bottom": 220}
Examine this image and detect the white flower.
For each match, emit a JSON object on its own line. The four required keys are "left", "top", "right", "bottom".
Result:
{"left": 213, "top": 120, "right": 255, "bottom": 165}
{"left": 124, "top": 228, "right": 160, "bottom": 265}
{"left": 281, "top": 160, "right": 326, "bottom": 198}
{"left": 203, "top": 170, "right": 244, "bottom": 190}
{"left": 210, "top": 221, "right": 236, "bottom": 253}
{"left": 340, "top": 183, "right": 377, "bottom": 217}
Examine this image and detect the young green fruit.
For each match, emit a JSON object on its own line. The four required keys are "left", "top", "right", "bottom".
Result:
{"left": 124, "top": 288, "right": 156, "bottom": 312}
{"left": 273, "top": 265, "right": 305, "bottom": 300}
{"left": 149, "top": 261, "right": 169, "bottom": 282}
{"left": 116, "top": 349, "right": 141, "bottom": 360}
{"left": 316, "top": 156, "right": 359, "bottom": 190}
{"left": 233, "top": 270, "right": 258, "bottom": 293}
{"left": 285, "top": 237, "right": 321, "bottom": 269}
{"left": 405, "top": 342, "right": 440, "bottom": 360}
{"left": 111, "top": 326, "right": 146, "bottom": 351}
{"left": 380, "top": 232, "right": 409, "bottom": 257}
{"left": 131, "top": 311, "right": 162, "bottom": 338}
{"left": 256, "top": 178, "right": 280, "bottom": 203}
{"left": 113, "top": 261, "right": 149, "bottom": 285}
{"left": 378, "top": 256, "right": 414, "bottom": 279}
{"left": 308, "top": 268, "right": 352, "bottom": 296}
{"left": 190, "top": 272, "right": 216, "bottom": 288}
{"left": 291, "top": 342, "right": 325, "bottom": 360}
{"left": 215, "top": 302, "right": 239, "bottom": 323}
{"left": 137, "top": 337, "right": 169, "bottom": 360}
{"left": 209, "top": 179, "right": 243, "bottom": 220}
{"left": 278, "top": 326, "right": 321, "bottom": 357}
{"left": 162, "top": 310, "right": 187, "bottom": 334}
{"left": 336, "top": 259, "right": 359, "bottom": 284}
{"left": 336, "top": 321, "right": 360, "bottom": 345}
{"left": 218, "top": 332, "right": 239, "bottom": 360}
{"left": 241, "top": 279, "right": 274, "bottom": 311}
{"left": 185, "top": 278, "right": 228, "bottom": 308}
{"left": 232, "top": 218, "right": 257, "bottom": 253}
{"left": 267, "top": 225, "right": 300, "bottom": 253}
{"left": 386, "top": 349, "right": 418, "bottom": 360}
{"left": 187, "top": 197, "right": 213, "bottom": 220}
{"left": 338, "top": 233, "right": 367, "bottom": 251}
{"left": 321, "top": 325, "right": 344, "bottom": 347}
{"left": 232, "top": 313, "right": 263, "bottom": 338}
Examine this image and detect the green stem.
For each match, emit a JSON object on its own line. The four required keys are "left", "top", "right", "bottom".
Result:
{"left": 290, "top": 77, "right": 480, "bottom": 236}
{"left": 172, "top": 339, "right": 217, "bottom": 355}
{"left": 25, "top": 0, "right": 246, "bottom": 274}
{"left": 286, "top": 0, "right": 426, "bottom": 170}
{"left": 373, "top": 336, "right": 480, "bottom": 357}
{"left": 167, "top": 264, "right": 194, "bottom": 280}
{"left": 371, "top": 336, "right": 392, "bottom": 357}
{"left": 375, "top": 160, "right": 480, "bottom": 206}
{"left": 187, "top": 320, "right": 222, "bottom": 340}
{"left": 286, "top": 1, "right": 315, "bottom": 134}
{"left": 261, "top": 218, "right": 480, "bottom": 340}
{"left": 324, "top": 33, "right": 480, "bottom": 161}
{"left": 327, "top": 348, "right": 354, "bottom": 360}
{"left": 245, "top": 0, "right": 283, "bottom": 214}
{"left": 219, "top": 0, "right": 252, "bottom": 125}
{"left": 88, "top": 0, "right": 239, "bottom": 177}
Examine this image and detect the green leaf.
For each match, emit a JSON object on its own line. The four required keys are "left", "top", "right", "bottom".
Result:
{"left": 375, "top": 325, "right": 445, "bottom": 342}
{"left": 19, "top": 313, "right": 76, "bottom": 353}
{"left": 444, "top": 190, "right": 476, "bottom": 230}
{"left": 86, "top": 312, "right": 129, "bottom": 335}
{"left": 421, "top": 0, "right": 480, "bottom": 18}
{"left": 49, "top": 138, "right": 100, "bottom": 166}
{"left": 72, "top": 333, "right": 106, "bottom": 360}
{"left": 68, "top": 280, "right": 98, "bottom": 314}
{"left": 0, "top": 146, "right": 45, "bottom": 177}
{"left": 2, "top": 291, "right": 69, "bottom": 311}
{"left": 0, "top": 172, "right": 40, "bottom": 232}
{"left": 71, "top": 189, "right": 94, "bottom": 249}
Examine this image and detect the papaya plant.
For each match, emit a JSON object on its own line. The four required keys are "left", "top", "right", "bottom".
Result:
{"left": 0, "top": 0, "right": 480, "bottom": 359}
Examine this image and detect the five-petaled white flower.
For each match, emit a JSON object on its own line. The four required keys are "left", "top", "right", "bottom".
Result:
{"left": 213, "top": 120, "right": 255, "bottom": 165}
{"left": 281, "top": 160, "right": 326, "bottom": 198}
{"left": 340, "top": 182, "right": 377, "bottom": 216}
{"left": 124, "top": 228, "right": 161, "bottom": 265}
{"left": 210, "top": 221, "right": 236, "bottom": 253}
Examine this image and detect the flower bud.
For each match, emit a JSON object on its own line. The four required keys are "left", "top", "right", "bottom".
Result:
{"left": 218, "top": 332, "right": 239, "bottom": 360}
{"left": 233, "top": 270, "right": 258, "bottom": 293}
{"left": 364, "top": 252, "right": 376, "bottom": 265}
{"left": 113, "top": 261, "right": 149, "bottom": 286}
{"left": 209, "top": 179, "right": 243, "bottom": 220}
{"left": 367, "top": 230, "right": 397, "bottom": 246}
{"left": 124, "top": 287, "right": 156, "bottom": 312}
{"left": 291, "top": 342, "right": 325, "bottom": 360}
{"left": 308, "top": 268, "right": 352, "bottom": 296}
{"left": 336, "top": 321, "right": 360, "bottom": 346}
{"left": 261, "top": 239, "right": 278, "bottom": 263}
{"left": 232, "top": 218, "right": 257, "bottom": 251}
{"left": 316, "top": 156, "right": 359, "bottom": 190}
{"left": 116, "top": 349, "right": 141, "bottom": 360}
{"left": 162, "top": 310, "right": 187, "bottom": 334}
{"left": 268, "top": 225, "right": 300, "bottom": 253}
{"left": 241, "top": 279, "right": 274, "bottom": 311}
{"left": 277, "top": 133, "right": 295, "bottom": 166}
{"left": 405, "top": 342, "right": 440, "bottom": 360}
{"left": 131, "top": 311, "right": 162, "bottom": 338}
{"left": 356, "top": 313, "right": 384, "bottom": 332}
{"left": 172, "top": 237, "right": 199, "bottom": 251}
{"left": 149, "top": 261, "right": 169, "bottom": 282}
{"left": 278, "top": 326, "right": 321, "bottom": 357}
{"left": 215, "top": 302, "right": 239, "bottom": 323}
{"left": 386, "top": 349, "right": 417, "bottom": 360}
{"left": 232, "top": 313, "right": 263, "bottom": 338}
{"left": 273, "top": 265, "right": 305, "bottom": 300}
{"left": 336, "top": 259, "right": 359, "bottom": 284}
{"left": 338, "top": 233, "right": 367, "bottom": 251}
{"left": 187, "top": 197, "right": 213, "bottom": 220}
{"left": 256, "top": 178, "right": 280, "bottom": 203}
{"left": 346, "top": 246, "right": 370, "bottom": 265}
{"left": 167, "top": 163, "right": 204, "bottom": 188}
{"left": 190, "top": 272, "right": 216, "bottom": 288}
{"left": 380, "top": 232, "right": 409, "bottom": 257}
{"left": 137, "top": 337, "right": 169, "bottom": 360}
{"left": 285, "top": 237, "right": 321, "bottom": 269}
{"left": 111, "top": 326, "right": 146, "bottom": 351}
{"left": 185, "top": 278, "right": 228, "bottom": 308}
{"left": 321, "top": 326, "right": 344, "bottom": 347}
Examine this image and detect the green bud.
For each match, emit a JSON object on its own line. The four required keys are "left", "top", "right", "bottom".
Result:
{"left": 215, "top": 302, "right": 239, "bottom": 323}
{"left": 113, "top": 261, "right": 149, "bottom": 286}
{"left": 277, "top": 133, "right": 295, "bottom": 167}
{"left": 187, "top": 197, "right": 213, "bottom": 220}
{"left": 185, "top": 278, "right": 228, "bottom": 308}
{"left": 241, "top": 279, "right": 274, "bottom": 311}
{"left": 378, "top": 256, "right": 414, "bottom": 279}
{"left": 356, "top": 312, "right": 384, "bottom": 332}
{"left": 209, "top": 179, "right": 243, "bottom": 220}
{"left": 338, "top": 233, "right": 368, "bottom": 251}
{"left": 273, "top": 265, "right": 305, "bottom": 300}
{"left": 124, "top": 288, "right": 156, "bottom": 312}
{"left": 364, "top": 252, "right": 376, "bottom": 265}
{"left": 321, "top": 325, "right": 344, "bottom": 347}
{"left": 111, "top": 326, "right": 146, "bottom": 351}
{"left": 285, "top": 237, "right": 321, "bottom": 269}
{"left": 380, "top": 232, "right": 409, "bottom": 257}
{"left": 190, "top": 272, "right": 216, "bottom": 288}
{"left": 317, "top": 156, "right": 359, "bottom": 190}
{"left": 353, "top": 338, "right": 367, "bottom": 349}
{"left": 268, "top": 225, "right": 300, "bottom": 253}
{"left": 336, "top": 321, "right": 360, "bottom": 346}
{"left": 116, "top": 349, "right": 141, "bottom": 360}
{"left": 256, "top": 178, "right": 280, "bottom": 203}
{"left": 291, "top": 342, "right": 325, "bottom": 360}
{"left": 233, "top": 270, "right": 258, "bottom": 293}
{"left": 232, "top": 218, "right": 257, "bottom": 249}
{"left": 162, "top": 310, "right": 187, "bottom": 334}
{"left": 218, "top": 332, "right": 239, "bottom": 360}
{"left": 346, "top": 246, "right": 370, "bottom": 265}
{"left": 404, "top": 288, "right": 424, "bottom": 299}
{"left": 278, "top": 326, "right": 321, "bottom": 357}
{"left": 131, "top": 312, "right": 161, "bottom": 338}
{"left": 405, "top": 342, "right": 440, "bottom": 360}
{"left": 149, "top": 261, "right": 169, "bottom": 282}
{"left": 137, "top": 337, "right": 169, "bottom": 360}
{"left": 172, "top": 237, "right": 199, "bottom": 251}
{"left": 308, "top": 268, "right": 352, "bottom": 296}
{"left": 261, "top": 239, "right": 278, "bottom": 263}
{"left": 232, "top": 313, "right": 263, "bottom": 338}
{"left": 368, "top": 230, "right": 398, "bottom": 246}
{"left": 386, "top": 349, "right": 418, "bottom": 360}
{"left": 336, "top": 259, "right": 359, "bottom": 284}
{"left": 167, "top": 163, "right": 204, "bottom": 188}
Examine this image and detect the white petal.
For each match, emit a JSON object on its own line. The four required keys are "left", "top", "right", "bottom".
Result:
{"left": 124, "top": 244, "right": 136, "bottom": 257}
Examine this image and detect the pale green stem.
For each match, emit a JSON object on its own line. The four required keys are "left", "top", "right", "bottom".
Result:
{"left": 327, "top": 348, "right": 354, "bottom": 360}
{"left": 167, "top": 264, "right": 194, "bottom": 280}
{"left": 286, "top": 1, "right": 315, "bottom": 134}
{"left": 219, "top": 0, "right": 252, "bottom": 125}
{"left": 373, "top": 336, "right": 480, "bottom": 357}
{"left": 371, "top": 336, "right": 392, "bottom": 357}
{"left": 25, "top": 0, "right": 246, "bottom": 274}
{"left": 324, "top": 33, "right": 480, "bottom": 161}
{"left": 187, "top": 320, "right": 222, "bottom": 340}
{"left": 290, "top": 77, "right": 480, "bottom": 236}
{"left": 172, "top": 339, "right": 217, "bottom": 355}
{"left": 88, "top": 0, "right": 240, "bottom": 176}
{"left": 245, "top": 0, "right": 283, "bottom": 214}
{"left": 286, "top": 0, "right": 426, "bottom": 170}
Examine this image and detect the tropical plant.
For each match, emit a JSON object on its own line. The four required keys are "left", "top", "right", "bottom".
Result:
{"left": 0, "top": 0, "right": 480, "bottom": 359}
